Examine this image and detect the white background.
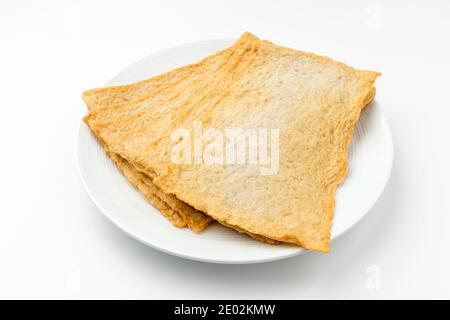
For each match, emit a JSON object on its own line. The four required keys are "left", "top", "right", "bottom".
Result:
{"left": 1, "top": 0, "right": 449, "bottom": 299}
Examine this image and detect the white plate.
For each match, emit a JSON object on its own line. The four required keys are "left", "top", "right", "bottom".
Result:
{"left": 77, "top": 39, "right": 393, "bottom": 264}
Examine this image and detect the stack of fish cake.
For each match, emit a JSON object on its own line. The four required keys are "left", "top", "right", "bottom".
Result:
{"left": 83, "top": 32, "right": 379, "bottom": 252}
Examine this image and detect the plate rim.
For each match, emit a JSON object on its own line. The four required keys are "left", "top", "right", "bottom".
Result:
{"left": 77, "top": 38, "right": 394, "bottom": 264}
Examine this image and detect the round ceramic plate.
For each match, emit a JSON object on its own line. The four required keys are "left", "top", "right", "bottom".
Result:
{"left": 77, "top": 39, "right": 393, "bottom": 264}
